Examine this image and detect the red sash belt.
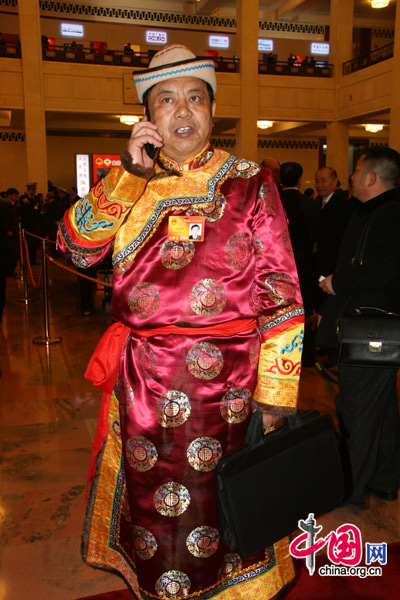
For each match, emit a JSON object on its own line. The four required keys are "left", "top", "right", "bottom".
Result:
{"left": 84, "top": 318, "right": 257, "bottom": 496}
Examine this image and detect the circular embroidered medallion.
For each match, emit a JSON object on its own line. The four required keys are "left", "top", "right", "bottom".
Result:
{"left": 190, "top": 279, "right": 226, "bottom": 316}
{"left": 157, "top": 390, "right": 191, "bottom": 428}
{"left": 249, "top": 338, "right": 261, "bottom": 368}
{"left": 186, "top": 342, "right": 223, "bottom": 380}
{"left": 186, "top": 193, "right": 226, "bottom": 222}
{"left": 138, "top": 341, "right": 157, "bottom": 379}
{"left": 187, "top": 437, "right": 222, "bottom": 471}
{"left": 155, "top": 570, "right": 191, "bottom": 598}
{"left": 248, "top": 281, "right": 262, "bottom": 314}
{"left": 132, "top": 525, "right": 158, "bottom": 560}
{"left": 128, "top": 283, "right": 160, "bottom": 319}
{"left": 264, "top": 273, "right": 296, "bottom": 306}
{"left": 220, "top": 387, "right": 251, "bottom": 423}
{"left": 154, "top": 482, "right": 191, "bottom": 517}
{"left": 252, "top": 235, "right": 263, "bottom": 256}
{"left": 259, "top": 181, "right": 280, "bottom": 216}
{"left": 236, "top": 160, "right": 251, "bottom": 172}
{"left": 225, "top": 233, "right": 252, "bottom": 270}
{"left": 71, "top": 253, "right": 92, "bottom": 269}
{"left": 126, "top": 436, "right": 158, "bottom": 472}
{"left": 234, "top": 160, "right": 260, "bottom": 179}
{"left": 116, "top": 375, "right": 135, "bottom": 416}
{"left": 160, "top": 240, "right": 195, "bottom": 270}
{"left": 219, "top": 553, "right": 242, "bottom": 578}
{"left": 186, "top": 526, "right": 220, "bottom": 558}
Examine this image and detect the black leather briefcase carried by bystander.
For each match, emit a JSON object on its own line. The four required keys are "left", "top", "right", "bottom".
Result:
{"left": 337, "top": 308, "right": 400, "bottom": 368}
{"left": 215, "top": 411, "right": 344, "bottom": 557}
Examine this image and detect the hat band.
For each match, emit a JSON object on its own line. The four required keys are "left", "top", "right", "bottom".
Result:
{"left": 134, "top": 61, "right": 215, "bottom": 86}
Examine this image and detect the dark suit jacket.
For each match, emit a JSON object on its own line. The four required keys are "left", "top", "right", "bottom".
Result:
{"left": 315, "top": 190, "right": 353, "bottom": 277}
{"left": 317, "top": 187, "right": 400, "bottom": 348}
{"left": 280, "top": 188, "right": 317, "bottom": 314}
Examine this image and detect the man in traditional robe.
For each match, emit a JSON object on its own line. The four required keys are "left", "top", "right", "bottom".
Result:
{"left": 58, "top": 45, "right": 304, "bottom": 600}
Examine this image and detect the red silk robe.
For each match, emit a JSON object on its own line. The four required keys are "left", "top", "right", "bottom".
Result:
{"left": 58, "top": 144, "right": 304, "bottom": 599}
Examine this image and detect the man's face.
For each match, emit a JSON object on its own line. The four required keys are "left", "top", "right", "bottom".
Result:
{"left": 315, "top": 168, "right": 337, "bottom": 199}
{"left": 263, "top": 158, "right": 280, "bottom": 185}
{"left": 27, "top": 186, "right": 36, "bottom": 197}
{"left": 351, "top": 156, "right": 369, "bottom": 202}
{"left": 8, "top": 192, "right": 19, "bottom": 204}
{"left": 147, "top": 77, "right": 216, "bottom": 166}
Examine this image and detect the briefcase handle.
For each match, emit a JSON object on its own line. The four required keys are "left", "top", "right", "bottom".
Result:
{"left": 353, "top": 306, "right": 400, "bottom": 316}
{"left": 246, "top": 410, "right": 313, "bottom": 449}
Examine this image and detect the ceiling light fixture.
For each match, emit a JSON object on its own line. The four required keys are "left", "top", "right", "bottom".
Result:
{"left": 365, "top": 124, "right": 384, "bottom": 133}
{"left": 370, "top": 1, "right": 389, "bottom": 8}
{"left": 257, "top": 120, "right": 273, "bottom": 129}
{"left": 120, "top": 115, "right": 140, "bottom": 126}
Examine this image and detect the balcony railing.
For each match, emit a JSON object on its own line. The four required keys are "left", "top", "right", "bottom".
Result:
{"left": 42, "top": 47, "right": 241, "bottom": 72}
{"left": 258, "top": 60, "right": 333, "bottom": 77}
{"left": 0, "top": 40, "right": 21, "bottom": 58}
{"left": 342, "top": 42, "right": 394, "bottom": 76}
{"left": 2, "top": 41, "right": 332, "bottom": 78}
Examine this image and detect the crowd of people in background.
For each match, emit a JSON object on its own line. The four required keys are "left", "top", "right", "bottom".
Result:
{"left": 0, "top": 182, "right": 80, "bottom": 321}
{"left": 0, "top": 181, "right": 80, "bottom": 263}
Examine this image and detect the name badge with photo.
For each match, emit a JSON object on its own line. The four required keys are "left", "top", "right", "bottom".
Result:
{"left": 168, "top": 216, "right": 205, "bottom": 242}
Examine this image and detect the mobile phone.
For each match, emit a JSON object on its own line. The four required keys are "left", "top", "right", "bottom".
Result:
{"left": 145, "top": 142, "right": 158, "bottom": 159}
{"left": 144, "top": 107, "right": 158, "bottom": 160}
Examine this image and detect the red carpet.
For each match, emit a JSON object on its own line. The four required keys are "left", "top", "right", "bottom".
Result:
{"left": 75, "top": 543, "right": 400, "bottom": 600}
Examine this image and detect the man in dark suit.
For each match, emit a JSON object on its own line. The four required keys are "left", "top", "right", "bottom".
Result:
{"left": 314, "top": 166, "right": 353, "bottom": 279}
{"left": 280, "top": 162, "right": 319, "bottom": 366}
{"left": 314, "top": 167, "right": 353, "bottom": 367}
{"left": 318, "top": 147, "right": 400, "bottom": 508}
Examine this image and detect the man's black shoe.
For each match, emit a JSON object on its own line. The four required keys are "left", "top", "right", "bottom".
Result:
{"left": 367, "top": 488, "right": 398, "bottom": 501}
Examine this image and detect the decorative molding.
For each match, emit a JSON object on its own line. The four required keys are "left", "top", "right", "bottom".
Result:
{"left": 211, "top": 138, "right": 236, "bottom": 148}
{"left": 259, "top": 21, "right": 325, "bottom": 35}
{"left": 372, "top": 29, "right": 394, "bottom": 40}
{"left": 38, "top": 1, "right": 236, "bottom": 31}
{"left": 0, "top": 0, "right": 326, "bottom": 34}
{"left": 212, "top": 138, "right": 320, "bottom": 150}
{"left": 258, "top": 139, "right": 319, "bottom": 150}
{"left": 0, "top": 0, "right": 17, "bottom": 7}
{"left": 0, "top": 130, "right": 25, "bottom": 142}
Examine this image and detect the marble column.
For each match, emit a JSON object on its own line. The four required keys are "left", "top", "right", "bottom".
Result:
{"left": 235, "top": 0, "right": 259, "bottom": 161}
{"left": 18, "top": 0, "right": 48, "bottom": 194}
{"left": 325, "top": 0, "right": 354, "bottom": 184}
{"left": 326, "top": 121, "right": 349, "bottom": 186}
{"left": 389, "top": 2, "right": 400, "bottom": 151}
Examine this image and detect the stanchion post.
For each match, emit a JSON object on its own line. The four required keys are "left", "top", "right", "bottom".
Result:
{"left": 17, "top": 228, "right": 30, "bottom": 304}
{"left": 33, "top": 238, "right": 62, "bottom": 346}
{"left": 18, "top": 222, "right": 24, "bottom": 282}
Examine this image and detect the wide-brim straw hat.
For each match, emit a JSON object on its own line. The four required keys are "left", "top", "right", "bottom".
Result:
{"left": 133, "top": 44, "right": 217, "bottom": 103}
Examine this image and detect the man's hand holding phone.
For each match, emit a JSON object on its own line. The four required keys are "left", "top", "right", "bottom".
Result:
{"left": 126, "top": 115, "right": 163, "bottom": 169}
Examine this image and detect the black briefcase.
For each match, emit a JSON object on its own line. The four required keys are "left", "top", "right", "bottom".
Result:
{"left": 338, "top": 309, "right": 400, "bottom": 368}
{"left": 215, "top": 411, "right": 344, "bottom": 557}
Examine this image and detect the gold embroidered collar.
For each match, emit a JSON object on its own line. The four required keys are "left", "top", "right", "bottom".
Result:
{"left": 156, "top": 143, "right": 214, "bottom": 173}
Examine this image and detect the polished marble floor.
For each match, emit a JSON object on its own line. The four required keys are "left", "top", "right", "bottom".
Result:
{"left": 0, "top": 263, "right": 399, "bottom": 600}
